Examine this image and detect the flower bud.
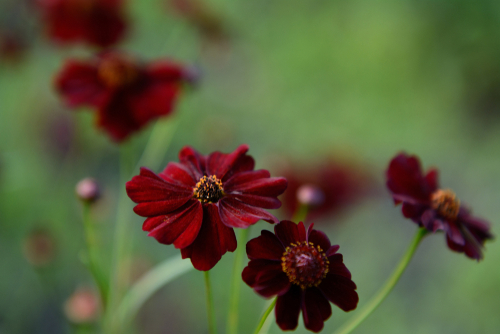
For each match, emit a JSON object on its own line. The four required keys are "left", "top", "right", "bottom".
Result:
{"left": 296, "top": 184, "right": 325, "bottom": 207}
{"left": 22, "top": 228, "right": 56, "bottom": 267}
{"left": 75, "top": 178, "right": 100, "bottom": 203}
{"left": 64, "top": 287, "right": 100, "bottom": 324}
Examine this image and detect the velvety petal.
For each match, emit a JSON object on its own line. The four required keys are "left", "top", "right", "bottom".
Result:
{"left": 223, "top": 170, "right": 271, "bottom": 190}
{"left": 219, "top": 197, "right": 279, "bottom": 228}
{"left": 225, "top": 155, "right": 255, "bottom": 180}
{"left": 401, "top": 202, "right": 428, "bottom": 221}
{"left": 228, "top": 193, "right": 282, "bottom": 209}
{"left": 146, "top": 200, "right": 203, "bottom": 248}
{"left": 178, "top": 146, "right": 205, "bottom": 179}
{"left": 308, "top": 229, "right": 331, "bottom": 252}
{"left": 206, "top": 144, "right": 249, "bottom": 180}
{"left": 242, "top": 259, "right": 280, "bottom": 287}
{"left": 446, "top": 213, "right": 493, "bottom": 260}
{"left": 253, "top": 269, "right": 291, "bottom": 298}
{"left": 425, "top": 169, "right": 439, "bottom": 191}
{"left": 159, "top": 162, "right": 197, "bottom": 187}
{"left": 275, "top": 285, "right": 301, "bottom": 331}
{"left": 327, "top": 254, "right": 352, "bottom": 279}
{"left": 326, "top": 245, "right": 340, "bottom": 257}
{"left": 302, "top": 288, "right": 332, "bottom": 333}
{"left": 225, "top": 176, "right": 288, "bottom": 197}
{"left": 246, "top": 230, "right": 285, "bottom": 260}
{"left": 274, "top": 220, "right": 306, "bottom": 247}
{"left": 145, "top": 60, "right": 186, "bottom": 82}
{"left": 421, "top": 209, "right": 444, "bottom": 232}
{"left": 180, "top": 204, "right": 237, "bottom": 271}
{"left": 318, "top": 274, "right": 358, "bottom": 312}
{"left": 55, "top": 60, "right": 109, "bottom": 108}
{"left": 444, "top": 220, "right": 466, "bottom": 246}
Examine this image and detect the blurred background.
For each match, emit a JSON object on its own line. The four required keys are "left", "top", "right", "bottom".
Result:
{"left": 1, "top": 0, "right": 499, "bottom": 333}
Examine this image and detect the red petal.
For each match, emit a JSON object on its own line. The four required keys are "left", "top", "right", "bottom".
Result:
{"left": 318, "top": 274, "right": 358, "bottom": 312}
{"left": 253, "top": 270, "right": 291, "bottom": 298}
{"left": 206, "top": 144, "right": 249, "bottom": 180}
{"left": 326, "top": 245, "right": 340, "bottom": 257}
{"left": 242, "top": 259, "right": 279, "bottom": 286}
{"left": 225, "top": 155, "right": 255, "bottom": 180}
{"left": 327, "top": 254, "right": 352, "bottom": 279}
{"left": 219, "top": 197, "right": 279, "bottom": 228}
{"left": 223, "top": 170, "right": 271, "bottom": 190}
{"left": 228, "top": 193, "right": 282, "bottom": 209}
{"left": 246, "top": 230, "right": 285, "bottom": 260}
{"left": 178, "top": 146, "right": 205, "bottom": 179}
{"left": 275, "top": 286, "right": 301, "bottom": 331}
{"left": 159, "top": 162, "right": 197, "bottom": 187}
{"left": 301, "top": 288, "right": 332, "bottom": 333}
{"left": 307, "top": 229, "right": 331, "bottom": 252}
{"left": 274, "top": 220, "right": 306, "bottom": 247}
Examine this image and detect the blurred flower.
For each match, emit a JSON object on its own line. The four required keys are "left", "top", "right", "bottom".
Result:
{"left": 22, "top": 228, "right": 57, "bottom": 267}
{"left": 55, "top": 51, "right": 194, "bottom": 142}
{"left": 386, "top": 153, "right": 494, "bottom": 260}
{"left": 242, "top": 221, "right": 358, "bottom": 332}
{"left": 0, "top": 30, "right": 26, "bottom": 62}
{"left": 281, "top": 159, "right": 374, "bottom": 221}
{"left": 126, "top": 144, "right": 288, "bottom": 271}
{"left": 36, "top": 0, "right": 127, "bottom": 48}
{"left": 76, "top": 177, "right": 100, "bottom": 203}
{"left": 63, "top": 287, "right": 100, "bottom": 324}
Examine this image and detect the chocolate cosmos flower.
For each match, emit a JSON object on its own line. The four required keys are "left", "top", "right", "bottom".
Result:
{"left": 56, "top": 51, "right": 193, "bottom": 142}
{"left": 126, "top": 145, "right": 288, "bottom": 271}
{"left": 37, "top": 0, "right": 127, "bottom": 48}
{"left": 386, "top": 153, "right": 493, "bottom": 260}
{"left": 242, "top": 221, "right": 358, "bottom": 333}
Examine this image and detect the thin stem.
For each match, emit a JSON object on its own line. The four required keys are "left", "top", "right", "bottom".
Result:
{"left": 226, "top": 227, "right": 251, "bottom": 334}
{"left": 292, "top": 204, "right": 309, "bottom": 223}
{"left": 332, "top": 227, "right": 429, "bottom": 334}
{"left": 117, "top": 255, "right": 193, "bottom": 325}
{"left": 82, "top": 203, "right": 108, "bottom": 308}
{"left": 204, "top": 271, "right": 218, "bottom": 334}
{"left": 253, "top": 298, "right": 277, "bottom": 334}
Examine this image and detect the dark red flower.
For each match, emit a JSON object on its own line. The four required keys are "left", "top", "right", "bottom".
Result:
{"left": 55, "top": 51, "right": 193, "bottom": 142}
{"left": 386, "top": 153, "right": 494, "bottom": 260}
{"left": 126, "top": 145, "right": 288, "bottom": 271}
{"left": 281, "top": 160, "right": 374, "bottom": 221}
{"left": 242, "top": 221, "right": 358, "bottom": 333}
{"left": 37, "top": 0, "right": 127, "bottom": 48}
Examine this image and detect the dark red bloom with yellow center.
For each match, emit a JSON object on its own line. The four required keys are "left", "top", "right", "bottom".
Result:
{"left": 386, "top": 153, "right": 493, "bottom": 260}
{"left": 56, "top": 51, "right": 193, "bottom": 142}
{"left": 242, "top": 221, "right": 358, "bottom": 333}
{"left": 126, "top": 145, "right": 288, "bottom": 271}
{"left": 37, "top": 0, "right": 127, "bottom": 48}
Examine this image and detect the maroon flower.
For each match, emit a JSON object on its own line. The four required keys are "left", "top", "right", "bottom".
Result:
{"left": 55, "top": 51, "right": 193, "bottom": 142}
{"left": 242, "top": 221, "right": 358, "bottom": 333}
{"left": 386, "top": 153, "right": 493, "bottom": 260}
{"left": 37, "top": 0, "right": 127, "bottom": 48}
{"left": 126, "top": 145, "right": 288, "bottom": 271}
{"left": 281, "top": 160, "right": 373, "bottom": 221}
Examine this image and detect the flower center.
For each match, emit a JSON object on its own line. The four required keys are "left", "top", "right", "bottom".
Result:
{"left": 431, "top": 189, "right": 460, "bottom": 220}
{"left": 97, "top": 55, "right": 138, "bottom": 88}
{"left": 281, "top": 241, "right": 329, "bottom": 289}
{"left": 193, "top": 175, "right": 224, "bottom": 203}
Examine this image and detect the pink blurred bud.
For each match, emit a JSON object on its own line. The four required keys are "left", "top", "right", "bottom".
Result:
{"left": 64, "top": 287, "right": 100, "bottom": 324}
{"left": 296, "top": 184, "right": 325, "bottom": 207}
{"left": 75, "top": 178, "right": 100, "bottom": 203}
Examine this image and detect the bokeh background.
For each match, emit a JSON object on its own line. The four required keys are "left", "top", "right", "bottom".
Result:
{"left": 1, "top": 0, "right": 499, "bottom": 333}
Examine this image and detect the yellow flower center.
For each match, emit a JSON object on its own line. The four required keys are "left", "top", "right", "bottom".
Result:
{"left": 193, "top": 175, "right": 224, "bottom": 203}
{"left": 431, "top": 189, "right": 460, "bottom": 220}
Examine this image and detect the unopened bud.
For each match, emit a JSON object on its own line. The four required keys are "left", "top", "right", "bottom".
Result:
{"left": 64, "top": 287, "right": 100, "bottom": 324}
{"left": 297, "top": 184, "right": 325, "bottom": 207}
{"left": 75, "top": 178, "right": 100, "bottom": 203}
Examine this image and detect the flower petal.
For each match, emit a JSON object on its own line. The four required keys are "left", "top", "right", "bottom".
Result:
{"left": 301, "top": 288, "right": 332, "bottom": 333}
{"left": 180, "top": 204, "right": 237, "bottom": 271}
{"left": 224, "top": 170, "right": 270, "bottom": 190}
{"left": 219, "top": 197, "right": 279, "bottom": 228}
{"left": 274, "top": 220, "right": 306, "bottom": 247}
{"left": 275, "top": 285, "right": 301, "bottom": 331}
{"left": 253, "top": 269, "right": 291, "bottom": 298}
{"left": 228, "top": 193, "right": 282, "bottom": 209}
{"left": 327, "top": 254, "right": 352, "bottom": 279}
{"left": 246, "top": 230, "right": 285, "bottom": 260}
{"left": 159, "top": 162, "right": 197, "bottom": 187}
{"left": 318, "top": 274, "right": 358, "bottom": 312}
{"left": 308, "top": 229, "right": 331, "bottom": 252}
{"left": 206, "top": 144, "right": 249, "bottom": 180}
{"left": 326, "top": 245, "right": 340, "bottom": 257}
{"left": 242, "top": 259, "right": 280, "bottom": 287}
{"left": 225, "top": 176, "right": 288, "bottom": 198}
{"left": 178, "top": 146, "right": 205, "bottom": 179}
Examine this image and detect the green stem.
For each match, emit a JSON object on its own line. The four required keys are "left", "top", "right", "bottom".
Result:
{"left": 117, "top": 255, "right": 193, "bottom": 325}
{"left": 82, "top": 203, "right": 108, "bottom": 308}
{"left": 226, "top": 228, "right": 251, "bottom": 334}
{"left": 332, "top": 227, "right": 429, "bottom": 334}
{"left": 253, "top": 298, "right": 277, "bottom": 334}
{"left": 204, "top": 271, "right": 218, "bottom": 334}
{"left": 292, "top": 204, "right": 309, "bottom": 223}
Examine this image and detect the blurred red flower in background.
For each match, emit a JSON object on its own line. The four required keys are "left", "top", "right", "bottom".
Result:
{"left": 55, "top": 51, "right": 195, "bottom": 142}
{"left": 36, "top": 0, "right": 127, "bottom": 48}
{"left": 0, "top": 30, "right": 26, "bottom": 62}
{"left": 242, "top": 221, "right": 358, "bottom": 332}
{"left": 386, "top": 153, "right": 493, "bottom": 260}
{"left": 126, "top": 145, "right": 288, "bottom": 271}
{"left": 280, "top": 159, "right": 374, "bottom": 222}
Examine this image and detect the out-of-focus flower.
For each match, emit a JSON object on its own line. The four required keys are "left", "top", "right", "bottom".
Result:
{"left": 126, "top": 145, "right": 288, "bottom": 271}
{"left": 63, "top": 287, "right": 100, "bottom": 324}
{"left": 76, "top": 177, "right": 100, "bottom": 203}
{"left": 0, "top": 30, "right": 26, "bottom": 62}
{"left": 281, "top": 159, "right": 374, "bottom": 221}
{"left": 22, "top": 228, "right": 57, "bottom": 267}
{"left": 386, "top": 153, "right": 494, "bottom": 260}
{"left": 36, "top": 0, "right": 127, "bottom": 48}
{"left": 55, "top": 51, "right": 194, "bottom": 142}
{"left": 242, "top": 221, "right": 358, "bottom": 332}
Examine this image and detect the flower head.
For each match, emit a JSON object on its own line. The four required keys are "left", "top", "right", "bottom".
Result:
{"left": 386, "top": 153, "right": 494, "bottom": 260}
{"left": 126, "top": 145, "right": 288, "bottom": 271}
{"left": 242, "top": 221, "right": 358, "bottom": 332}
{"left": 37, "top": 0, "right": 127, "bottom": 47}
{"left": 55, "top": 51, "right": 193, "bottom": 142}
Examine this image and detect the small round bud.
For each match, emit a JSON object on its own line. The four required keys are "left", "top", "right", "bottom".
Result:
{"left": 76, "top": 178, "right": 100, "bottom": 203}
{"left": 296, "top": 184, "right": 325, "bottom": 207}
{"left": 64, "top": 287, "right": 100, "bottom": 324}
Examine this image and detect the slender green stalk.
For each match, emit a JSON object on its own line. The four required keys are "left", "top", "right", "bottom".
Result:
{"left": 226, "top": 228, "right": 251, "bottom": 334}
{"left": 253, "top": 298, "right": 277, "bottom": 334}
{"left": 292, "top": 204, "right": 309, "bottom": 223}
{"left": 82, "top": 203, "right": 108, "bottom": 308}
{"left": 204, "top": 271, "right": 218, "bottom": 334}
{"left": 117, "top": 255, "right": 193, "bottom": 325}
{"left": 332, "top": 227, "right": 429, "bottom": 334}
